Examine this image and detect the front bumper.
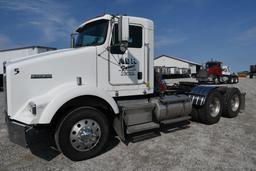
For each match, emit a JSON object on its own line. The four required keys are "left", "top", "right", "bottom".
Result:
{"left": 5, "top": 111, "right": 31, "bottom": 148}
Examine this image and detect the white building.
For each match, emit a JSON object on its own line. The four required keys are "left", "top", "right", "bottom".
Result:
{"left": 0, "top": 46, "right": 56, "bottom": 73}
{"left": 0, "top": 46, "right": 56, "bottom": 87}
{"left": 154, "top": 55, "right": 201, "bottom": 75}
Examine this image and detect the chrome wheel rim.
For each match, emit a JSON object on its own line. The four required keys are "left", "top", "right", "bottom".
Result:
{"left": 231, "top": 94, "right": 240, "bottom": 112}
{"left": 209, "top": 97, "right": 221, "bottom": 117}
{"left": 214, "top": 78, "right": 217, "bottom": 84}
{"left": 214, "top": 78, "right": 219, "bottom": 84}
{"left": 70, "top": 119, "right": 101, "bottom": 151}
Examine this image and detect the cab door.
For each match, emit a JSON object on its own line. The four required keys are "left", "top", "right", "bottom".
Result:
{"left": 109, "top": 24, "right": 145, "bottom": 85}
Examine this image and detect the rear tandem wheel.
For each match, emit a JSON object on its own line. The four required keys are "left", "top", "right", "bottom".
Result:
{"left": 222, "top": 88, "right": 242, "bottom": 118}
{"left": 192, "top": 91, "right": 223, "bottom": 125}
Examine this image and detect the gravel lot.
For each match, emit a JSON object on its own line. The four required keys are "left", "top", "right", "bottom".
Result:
{"left": 1, "top": 78, "right": 256, "bottom": 171}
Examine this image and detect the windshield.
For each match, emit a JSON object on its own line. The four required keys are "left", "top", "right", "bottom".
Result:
{"left": 206, "top": 62, "right": 221, "bottom": 68}
{"left": 76, "top": 19, "right": 109, "bottom": 47}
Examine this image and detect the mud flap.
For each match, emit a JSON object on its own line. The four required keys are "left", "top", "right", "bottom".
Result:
{"left": 240, "top": 92, "right": 246, "bottom": 110}
{"left": 113, "top": 110, "right": 126, "bottom": 141}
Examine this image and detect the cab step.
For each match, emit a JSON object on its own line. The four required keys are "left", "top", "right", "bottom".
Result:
{"left": 126, "top": 122, "right": 160, "bottom": 134}
{"left": 130, "top": 131, "right": 160, "bottom": 143}
{"left": 160, "top": 116, "right": 191, "bottom": 125}
{"left": 118, "top": 99, "right": 155, "bottom": 126}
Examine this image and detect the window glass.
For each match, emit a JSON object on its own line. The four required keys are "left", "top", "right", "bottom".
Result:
{"left": 111, "top": 24, "right": 142, "bottom": 48}
{"left": 128, "top": 25, "right": 142, "bottom": 48}
{"left": 76, "top": 19, "right": 109, "bottom": 47}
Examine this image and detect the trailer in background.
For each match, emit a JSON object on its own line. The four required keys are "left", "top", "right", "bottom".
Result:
{"left": 0, "top": 46, "right": 56, "bottom": 88}
{"left": 250, "top": 65, "right": 256, "bottom": 78}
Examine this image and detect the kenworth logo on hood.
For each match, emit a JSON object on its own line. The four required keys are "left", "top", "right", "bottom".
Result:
{"left": 31, "top": 74, "right": 52, "bottom": 79}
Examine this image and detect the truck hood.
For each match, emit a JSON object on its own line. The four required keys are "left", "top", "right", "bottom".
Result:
{"left": 5, "top": 46, "right": 98, "bottom": 120}
{"left": 7, "top": 48, "right": 76, "bottom": 64}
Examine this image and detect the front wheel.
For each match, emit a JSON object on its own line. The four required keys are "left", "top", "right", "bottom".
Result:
{"left": 55, "top": 107, "right": 109, "bottom": 161}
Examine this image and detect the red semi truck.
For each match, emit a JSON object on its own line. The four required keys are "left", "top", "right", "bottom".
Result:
{"left": 197, "top": 61, "right": 239, "bottom": 84}
{"left": 250, "top": 65, "right": 256, "bottom": 78}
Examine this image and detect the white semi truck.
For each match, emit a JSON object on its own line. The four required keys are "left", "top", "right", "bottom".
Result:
{"left": 4, "top": 14, "right": 245, "bottom": 161}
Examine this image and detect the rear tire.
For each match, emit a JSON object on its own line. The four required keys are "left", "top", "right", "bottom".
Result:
{"left": 233, "top": 76, "right": 239, "bottom": 84}
{"left": 235, "top": 76, "right": 239, "bottom": 83}
{"left": 55, "top": 107, "right": 109, "bottom": 161}
{"left": 230, "top": 77, "right": 234, "bottom": 84}
{"left": 198, "top": 91, "right": 222, "bottom": 125}
{"left": 222, "top": 88, "right": 241, "bottom": 118}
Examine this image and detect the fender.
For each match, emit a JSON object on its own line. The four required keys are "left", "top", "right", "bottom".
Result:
{"left": 188, "top": 85, "right": 219, "bottom": 106}
{"left": 33, "top": 83, "right": 119, "bottom": 124}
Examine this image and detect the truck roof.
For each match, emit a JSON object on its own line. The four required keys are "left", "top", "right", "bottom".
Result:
{"left": 206, "top": 61, "right": 222, "bottom": 65}
{"left": 76, "top": 14, "right": 154, "bottom": 32}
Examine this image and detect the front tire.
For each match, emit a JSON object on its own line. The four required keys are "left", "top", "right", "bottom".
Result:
{"left": 55, "top": 107, "right": 109, "bottom": 161}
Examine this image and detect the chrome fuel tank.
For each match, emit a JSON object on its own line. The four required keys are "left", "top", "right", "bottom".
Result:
{"left": 151, "top": 95, "right": 192, "bottom": 121}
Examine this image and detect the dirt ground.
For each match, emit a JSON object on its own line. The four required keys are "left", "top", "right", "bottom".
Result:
{"left": 0, "top": 78, "right": 256, "bottom": 171}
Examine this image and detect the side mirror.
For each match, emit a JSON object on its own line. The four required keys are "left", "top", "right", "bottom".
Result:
{"left": 118, "top": 16, "right": 129, "bottom": 52}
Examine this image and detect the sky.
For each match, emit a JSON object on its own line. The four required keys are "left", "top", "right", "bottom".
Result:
{"left": 0, "top": 0, "right": 255, "bottom": 72}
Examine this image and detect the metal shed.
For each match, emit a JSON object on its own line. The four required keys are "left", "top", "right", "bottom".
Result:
{"left": 0, "top": 46, "right": 56, "bottom": 73}
{"left": 154, "top": 55, "right": 201, "bottom": 77}
{"left": 0, "top": 46, "right": 56, "bottom": 88}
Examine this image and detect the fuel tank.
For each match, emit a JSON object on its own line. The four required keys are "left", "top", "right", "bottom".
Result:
{"left": 150, "top": 94, "right": 192, "bottom": 121}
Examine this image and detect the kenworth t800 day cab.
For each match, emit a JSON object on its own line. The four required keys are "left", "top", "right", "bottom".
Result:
{"left": 4, "top": 14, "right": 245, "bottom": 161}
